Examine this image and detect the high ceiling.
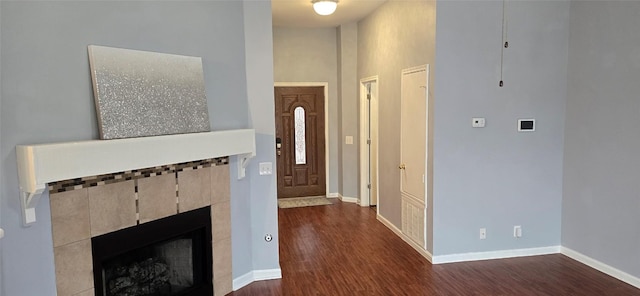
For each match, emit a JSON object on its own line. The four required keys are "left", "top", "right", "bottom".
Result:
{"left": 272, "top": 0, "right": 387, "bottom": 28}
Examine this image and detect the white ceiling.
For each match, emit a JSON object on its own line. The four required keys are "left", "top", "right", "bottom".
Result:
{"left": 272, "top": 0, "right": 388, "bottom": 28}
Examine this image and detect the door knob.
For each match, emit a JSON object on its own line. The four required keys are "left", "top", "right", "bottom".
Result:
{"left": 398, "top": 164, "right": 406, "bottom": 170}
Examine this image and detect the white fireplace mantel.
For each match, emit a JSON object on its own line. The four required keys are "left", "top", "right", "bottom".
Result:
{"left": 16, "top": 129, "right": 256, "bottom": 226}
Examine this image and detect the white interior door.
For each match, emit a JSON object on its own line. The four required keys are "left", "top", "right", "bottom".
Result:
{"left": 360, "top": 77, "right": 379, "bottom": 208}
{"left": 400, "top": 66, "right": 428, "bottom": 249}
{"left": 369, "top": 82, "right": 379, "bottom": 206}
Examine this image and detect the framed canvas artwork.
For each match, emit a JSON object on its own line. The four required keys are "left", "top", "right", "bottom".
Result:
{"left": 88, "top": 45, "right": 211, "bottom": 139}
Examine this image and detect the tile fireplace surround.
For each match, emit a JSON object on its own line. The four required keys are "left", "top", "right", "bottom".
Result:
{"left": 16, "top": 129, "right": 256, "bottom": 296}
{"left": 49, "top": 158, "right": 232, "bottom": 296}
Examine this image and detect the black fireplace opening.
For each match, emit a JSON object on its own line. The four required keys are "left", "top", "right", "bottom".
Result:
{"left": 92, "top": 207, "right": 212, "bottom": 296}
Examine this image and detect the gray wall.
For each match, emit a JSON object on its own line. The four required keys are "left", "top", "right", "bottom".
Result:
{"left": 272, "top": 27, "right": 339, "bottom": 195}
{"left": 243, "top": 1, "right": 280, "bottom": 273}
{"left": 433, "top": 0, "right": 568, "bottom": 255}
{"left": 563, "top": 1, "right": 640, "bottom": 278}
{"left": 337, "top": 23, "right": 359, "bottom": 200}
{"left": 337, "top": 27, "right": 344, "bottom": 198}
{"left": 0, "top": 2, "right": 3, "bottom": 292}
{"left": 357, "top": 0, "right": 436, "bottom": 251}
{"left": 0, "top": 1, "right": 262, "bottom": 294}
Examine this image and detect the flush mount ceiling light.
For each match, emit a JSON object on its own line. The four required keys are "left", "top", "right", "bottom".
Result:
{"left": 312, "top": 0, "right": 338, "bottom": 16}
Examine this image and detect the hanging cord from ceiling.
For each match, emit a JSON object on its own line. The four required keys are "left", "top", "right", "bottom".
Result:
{"left": 499, "top": 0, "right": 509, "bottom": 87}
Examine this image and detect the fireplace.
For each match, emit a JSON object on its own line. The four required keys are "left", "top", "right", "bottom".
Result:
{"left": 92, "top": 207, "right": 213, "bottom": 296}
{"left": 45, "top": 159, "right": 234, "bottom": 296}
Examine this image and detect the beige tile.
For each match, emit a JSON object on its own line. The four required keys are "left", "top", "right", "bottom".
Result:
{"left": 213, "top": 273, "right": 233, "bottom": 296}
{"left": 54, "top": 239, "right": 93, "bottom": 296}
{"left": 210, "top": 165, "right": 230, "bottom": 205}
{"left": 73, "top": 288, "right": 95, "bottom": 296}
{"left": 88, "top": 181, "right": 136, "bottom": 237}
{"left": 138, "top": 174, "right": 178, "bottom": 223}
{"left": 178, "top": 168, "right": 211, "bottom": 213}
{"left": 213, "top": 238, "right": 232, "bottom": 280}
{"left": 211, "top": 201, "right": 231, "bottom": 242}
{"left": 50, "top": 189, "right": 90, "bottom": 247}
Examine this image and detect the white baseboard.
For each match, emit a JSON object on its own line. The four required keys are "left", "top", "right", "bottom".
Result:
{"left": 344, "top": 221, "right": 639, "bottom": 289}
{"left": 329, "top": 193, "right": 357, "bottom": 203}
{"left": 338, "top": 194, "right": 358, "bottom": 203}
{"left": 232, "top": 271, "right": 254, "bottom": 291}
{"left": 561, "top": 246, "right": 640, "bottom": 289}
{"left": 233, "top": 268, "right": 282, "bottom": 291}
{"left": 377, "top": 214, "right": 433, "bottom": 262}
{"left": 432, "top": 246, "right": 561, "bottom": 264}
{"left": 253, "top": 268, "right": 282, "bottom": 281}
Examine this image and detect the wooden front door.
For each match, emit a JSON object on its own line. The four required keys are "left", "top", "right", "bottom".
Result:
{"left": 275, "top": 86, "right": 326, "bottom": 198}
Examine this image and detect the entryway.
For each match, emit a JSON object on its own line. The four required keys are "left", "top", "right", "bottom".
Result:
{"left": 359, "top": 76, "right": 379, "bottom": 208}
{"left": 274, "top": 84, "right": 327, "bottom": 199}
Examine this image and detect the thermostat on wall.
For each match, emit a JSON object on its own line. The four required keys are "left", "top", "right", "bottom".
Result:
{"left": 518, "top": 119, "right": 535, "bottom": 132}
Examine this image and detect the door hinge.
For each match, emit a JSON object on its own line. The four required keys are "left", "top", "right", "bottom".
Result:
{"left": 367, "top": 139, "right": 371, "bottom": 145}
{"left": 367, "top": 94, "right": 371, "bottom": 100}
{"left": 367, "top": 184, "right": 371, "bottom": 189}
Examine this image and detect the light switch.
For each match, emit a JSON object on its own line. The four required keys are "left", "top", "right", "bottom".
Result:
{"left": 345, "top": 136, "right": 353, "bottom": 145}
{"left": 0, "top": 228, "right": 4, "bottom": 239}
{"left": 259, "top": 162, "right": 273, "bottom": 175}
{"left": 472, "top": 118, "right": 486, "bottom": 128}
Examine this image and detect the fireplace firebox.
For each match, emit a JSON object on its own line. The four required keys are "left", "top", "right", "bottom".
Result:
{"left": 92, "top": 207, "right": 213, "bottom": 296}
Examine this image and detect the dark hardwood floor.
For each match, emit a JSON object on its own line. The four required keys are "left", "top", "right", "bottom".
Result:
{"left": 229, "top": 200, "right": 640, "bottom": 295}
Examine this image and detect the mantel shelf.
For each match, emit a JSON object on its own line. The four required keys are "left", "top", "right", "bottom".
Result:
{"left": 16, "top": 129, "right": 256, "bottom": 226}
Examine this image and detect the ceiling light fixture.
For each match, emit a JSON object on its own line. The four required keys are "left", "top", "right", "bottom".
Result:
{"left": 312, "top": 0, "right": 338, "bottom": 16}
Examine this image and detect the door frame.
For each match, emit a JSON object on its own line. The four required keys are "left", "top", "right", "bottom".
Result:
{"left": 359, "top": 76, "right": 379, "bottom": 212}
{"left": 274, "top": 82, "right": 330, "bottom": 198}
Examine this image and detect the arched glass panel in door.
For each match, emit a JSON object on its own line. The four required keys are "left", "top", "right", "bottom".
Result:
{"left": 294, "top": 106, "right": 307, "bottom": 165}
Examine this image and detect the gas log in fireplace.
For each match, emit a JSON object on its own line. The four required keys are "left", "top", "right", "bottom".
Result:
{"left": 92, "top": 207, "right": 213, "bottom": 296}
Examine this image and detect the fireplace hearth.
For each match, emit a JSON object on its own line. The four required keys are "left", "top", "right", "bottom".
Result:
{"left": 92, "top": 207, "right": 212, "bottom": 296}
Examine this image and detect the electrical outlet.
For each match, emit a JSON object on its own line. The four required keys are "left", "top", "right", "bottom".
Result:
{"left": 514, "top": 225, "right": 522, "bottom": 238}
{"left": 480, "top": 228, "right": 487, "bottom": 240}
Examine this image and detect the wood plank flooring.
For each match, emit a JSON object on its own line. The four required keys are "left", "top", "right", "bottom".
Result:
{"left": 229, "top": 200, "right": 640, "bottom": 295}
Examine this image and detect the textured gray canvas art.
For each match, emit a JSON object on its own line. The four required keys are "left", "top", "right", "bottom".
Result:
{"left": 88, "top": 45, "right": 210, "bottom": 139}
